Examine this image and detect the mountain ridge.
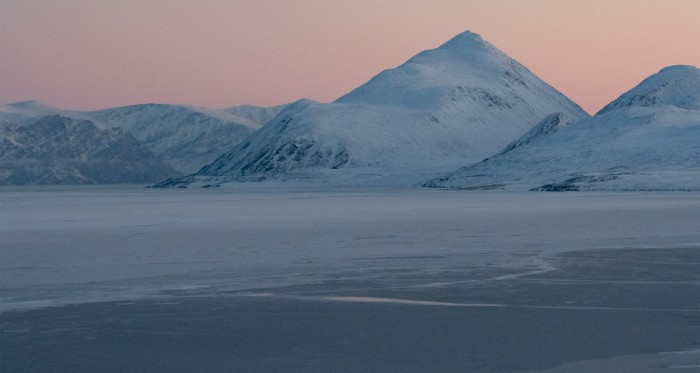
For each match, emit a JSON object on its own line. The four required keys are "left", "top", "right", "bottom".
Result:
{"left": 0, "top": 115, "right": 179, "bottom": 185}
{"left": 598, "top": 65, "right": 700, "bottom": 114}
{"left": 0, "top": 101, "right": 287, "bottom": 178}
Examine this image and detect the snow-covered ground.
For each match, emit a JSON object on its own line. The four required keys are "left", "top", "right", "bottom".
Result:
{"left": 1, "top": 186, "right": 698, "bottom": 372}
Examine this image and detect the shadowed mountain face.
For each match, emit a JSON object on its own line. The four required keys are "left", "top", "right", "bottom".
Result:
{"left": 425, "top": 65, "right": 700, "bottom": 191}
{"left": 0, "top": 101, "right": 287, "bottom": 183}
{"left": 86, "top": 104, "right": 277, "bottom": 174}
{"left": 0, "top": 115, "right": 179, "bottom": 185}
{"left": 162, "top": 31, "right": 588, "bottom": 187}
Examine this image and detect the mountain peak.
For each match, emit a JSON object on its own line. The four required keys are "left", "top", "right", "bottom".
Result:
{"left": 658, "top": 65, "right": 698, "bottom": 74}
{"left": 1, "top": 100, "right": 68, "bottom": 125}
{"left": 425, "top": 66, "right": 700, "bottom": 192}
{"left": 8, "top": 100, "right": 58, "bottom": 111}
{"left": 334, "top": 31, "right": 546, "bottom": 110}
{"left": 405, "top": 30, "right": 507, "bottom": 72}
{"left": 597, "top": 65, "right": 700, "bottom": 114}
{"left": 437, "top": 30, "right": 489, "bottom": 51}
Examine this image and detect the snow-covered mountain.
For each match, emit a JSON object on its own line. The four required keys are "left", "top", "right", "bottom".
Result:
{"left": 0, "top": 101, "right": 287, "bottom": 179}
{"left": 86, "top": 104, "right": 280, "bottom": 173}
{"left": 0, "top": 115, "right": 178, "bottom": 185}
{"left": 0, "top": 100, "right": 86, "bottom": 125}
{"left": 425, "top": 65, "right": 700, "bottom": 191}
{"left": 158, "top": 31, "right": 588, "bottom": 187}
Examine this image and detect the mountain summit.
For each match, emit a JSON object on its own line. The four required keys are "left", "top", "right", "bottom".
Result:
{"left": 159, "top": 31, "right": 588, "bottom": 187}
{"left": 335, "top": 31, "right": 529, "bottom": 109}
{"left": 426, "top": 65, "right": 700, "bottom": 191}
{"left": 598, "top": 65, "right": 700, "bottom": 114}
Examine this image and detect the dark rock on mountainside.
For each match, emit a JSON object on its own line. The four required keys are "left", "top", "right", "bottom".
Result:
{"left": 0, "top": 115, "right": 179, "bottom": 185}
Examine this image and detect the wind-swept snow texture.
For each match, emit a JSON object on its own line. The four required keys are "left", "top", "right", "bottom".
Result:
{"left": 426, "top": 65, "right": 700, "bottom": 191}
{"left": 161, "top": 31, "right": 587, "bottom": 187}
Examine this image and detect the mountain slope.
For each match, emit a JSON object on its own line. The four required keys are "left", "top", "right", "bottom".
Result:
{"left": 0, "top": 101, "right": 287, "bottom": 175}
{"left": 0, "top": 115, "right": 179, "bottom": 185}
{"left": 425, "top": 65, "right": 700, "bottom": 191}
{"left": 223, "top": 104, "right": 289, "bottom": 128}
{"left": 160, "top": 31, "right": 588, "bottom": 187}
{"left": 86, "top": 104, "right": 268, "bottom": 173}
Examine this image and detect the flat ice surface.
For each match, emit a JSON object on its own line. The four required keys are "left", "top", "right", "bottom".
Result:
{"left": 1, "top": 186, "right": 699, "bottom": 372}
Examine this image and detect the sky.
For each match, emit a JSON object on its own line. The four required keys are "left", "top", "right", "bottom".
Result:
{"left": 0, "top": 0, "right": 698, "bottom": 114}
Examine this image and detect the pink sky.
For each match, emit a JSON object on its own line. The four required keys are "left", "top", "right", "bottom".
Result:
{"left": 1, "top": 0, "right": 698, "bottom": 114}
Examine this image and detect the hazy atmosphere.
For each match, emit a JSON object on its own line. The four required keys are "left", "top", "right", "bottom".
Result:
{"left": 1, "top": 0, "right": 698, "bottom": 113}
